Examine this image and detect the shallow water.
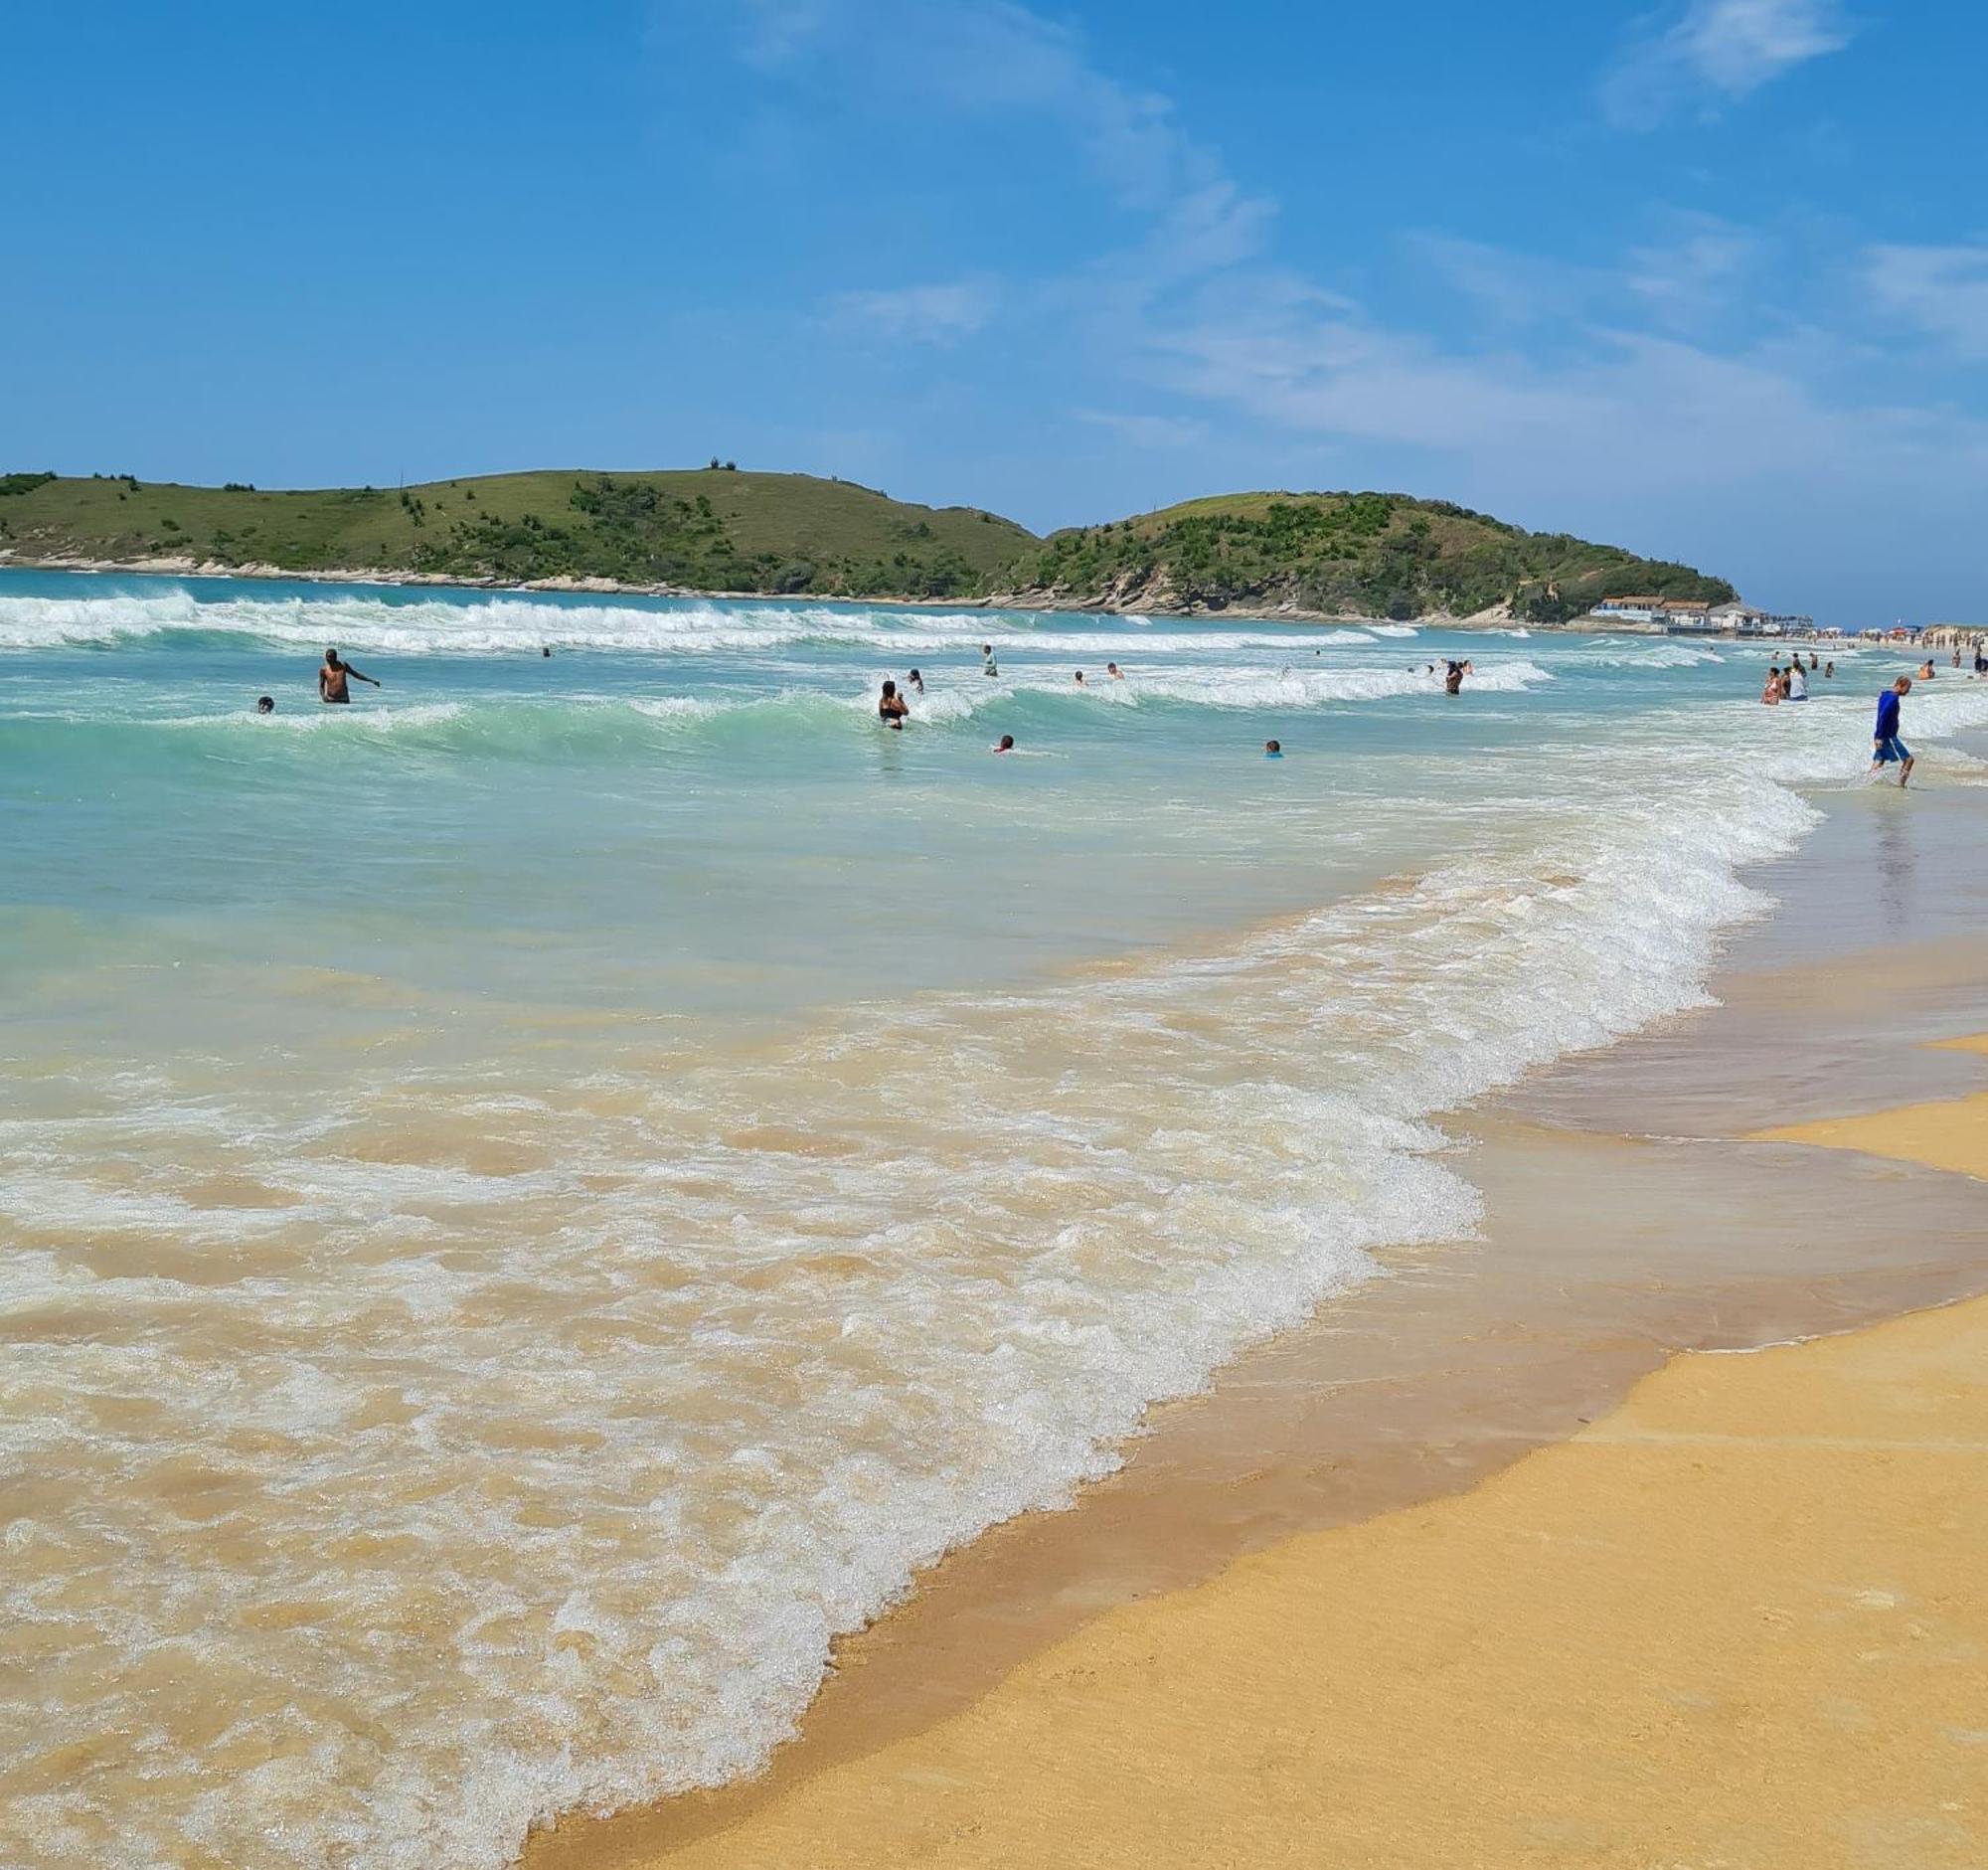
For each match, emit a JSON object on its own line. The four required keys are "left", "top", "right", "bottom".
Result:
{"left": 4, "top": 573, "right": 1985, "bottom": 1868}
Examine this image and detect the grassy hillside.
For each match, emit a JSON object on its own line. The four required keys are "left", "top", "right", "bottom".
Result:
{"left": 0, "top": 469, "right": 1035, "bottom": 599}
{"left": 1003, "top": 490, "right": 1733, "bottom": 622}
{"left": 0, "top": 471, "right": 1733, "bottom": 620}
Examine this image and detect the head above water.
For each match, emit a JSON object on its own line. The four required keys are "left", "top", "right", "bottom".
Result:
{"left": 255, "top": 695, "right": 274, "bottom": 714}
{"left": 1264, "top": 739, "right": 1281, "bottom": 756}
{"left": 324, "top": 648, "right": 343, "bottom": 667}
{"left": 881, "top": 679, "right": 897, "bottom": 698}
{"left": 997, "top": 734, "right": 1014, "bottom": 752}
{"left": 1895, "top": 676, "right": 1912, "bottom": 693}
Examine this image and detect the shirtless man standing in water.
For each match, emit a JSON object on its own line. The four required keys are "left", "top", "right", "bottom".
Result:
{"left": 318, "top": 648, "right": 381, "bottom": 704}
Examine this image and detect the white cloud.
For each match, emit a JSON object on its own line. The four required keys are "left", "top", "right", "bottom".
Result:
{"left": 727, "top": 0, "right": 1226, "bottom": 212}
{"left": 1602, "top": 0, "right": 1853, "bottom": 127}
{"left": 823, "top": 281, "right": 993, "bottom": 345}
{"left": 719, "top": 0, "right": 1988, "bottom": 612}
{"left": 1865, "top": 244, "right": 1988, "bottom": 359}
{"left": 1077, "top": 410, "right": 1207, "bottom": 448}
{"left": 1624, "top": 216, "right": 1756, "bottom": 323}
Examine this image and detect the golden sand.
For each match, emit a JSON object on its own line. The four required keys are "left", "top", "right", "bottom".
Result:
{"left": 559, "top": 1053, "right": 1988, "bottom": 1869}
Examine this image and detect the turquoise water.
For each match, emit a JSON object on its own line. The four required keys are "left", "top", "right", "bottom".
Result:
{"left": 5, "top": 570, "right": 1987, "bottom": 1868}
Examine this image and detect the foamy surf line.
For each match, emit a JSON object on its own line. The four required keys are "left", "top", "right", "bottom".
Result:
{"left": 11, "top": 593, "right": 1988, "bottom": 1870}
{"left": 0, "top": 588, "right": 1384, "bottom": 657}
{"left": 1, "top": 664, "right": 1559, "bottom": 752}
{"left": 0, "top": 736, "right": 1906, "bottom": 1869}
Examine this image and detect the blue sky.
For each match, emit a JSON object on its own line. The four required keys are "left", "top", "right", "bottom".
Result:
{"left": 6, "top": 1, "right": 1984, "bottom": 620}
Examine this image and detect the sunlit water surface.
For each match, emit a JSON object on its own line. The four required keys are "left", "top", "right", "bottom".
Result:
{"left": 4, "top": 572, "right": 1984, "bottom": 1868}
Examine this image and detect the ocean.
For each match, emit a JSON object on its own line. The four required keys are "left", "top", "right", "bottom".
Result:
{"left": 4, "top": 570, "right": 1985, "bottom": 1868}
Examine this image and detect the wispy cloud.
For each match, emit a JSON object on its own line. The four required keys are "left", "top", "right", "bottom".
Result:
{"left": 1624, "top": 215, "right": 1756, "bottom": 323}
{"left": 716, "top": 0, "right": 1988, "bottom": 613}
{"left": 1601, "top": 0, "right": 1854, "bottom": 127}
{"left": 729, "top": 0, "right": 1226, "bottom": 212}
{"left": 823, "top": 281, "right": 994, "bottom": 345}
{"left": 1864, "top": 244, "right": 1988, "bottom": 359}
{"left": 1077, "top": 409, "right": 1207, "bottom": 448}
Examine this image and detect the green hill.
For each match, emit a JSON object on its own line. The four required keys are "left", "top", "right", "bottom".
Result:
{"left": 1000, "top": 490, "right": 1733, "bottom": 623}
{"left": 0, "top": 468, "right": 1035, "bottom": 599}
{"left": 0, "top": 471, "right": 1732, "bottom": 620}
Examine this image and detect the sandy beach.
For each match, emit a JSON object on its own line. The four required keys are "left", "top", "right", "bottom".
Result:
{"left": 530, "top": 1049, "right": 1988, "bottom": 1869}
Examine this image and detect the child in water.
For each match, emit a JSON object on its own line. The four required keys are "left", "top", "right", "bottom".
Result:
{"left": 1264, "top": 739, "right": 1282, "bottom": 758}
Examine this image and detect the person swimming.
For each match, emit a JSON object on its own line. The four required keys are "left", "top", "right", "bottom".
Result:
{"left": 981, "top": 644, "right": 999, "bottom": 677}
{"left": 255, "top": 695, "right": 275, "bottom": 715}
{"left": 878, "top": 678, "right": 909, "bottom": 728}
{"left": 1786, "top": 660, "right": 1808, "bottom": 701}
{"left": 993, "top": 734, "right": 1015, "bottom": 754}
{"left": 1074, "top": 670, "right": 1085, "bottom": 686}
{"left": 908, "top": 668, "right": 924, "bottom": 694}
{"left": 542, "top": 645, "right": 552, "bottom": 658}
{"left": 319, "top": 648, "right": 380, "bottom": 704}
{"left": 1106, "top": 662, "right": 1123, "bottom": 680}
{"left": 1264, "top": 739, "right": 1282, "bottom": 758}
{"left": 1761, "top": 665, "right": 1782, "bottom": 705}
{"left": 1443, "top": 660, "right": 1466, "bottom": 695}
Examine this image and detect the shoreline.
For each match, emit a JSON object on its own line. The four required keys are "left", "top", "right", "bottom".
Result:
{"left": 0, "top": 552, "right": 1729, "bottom": 635}
{"left": 524, "top": 788, "right": 1988, "bottom": 1867}
{"left": 531, "top": 1049, "right": 1988, "bottom": 1869}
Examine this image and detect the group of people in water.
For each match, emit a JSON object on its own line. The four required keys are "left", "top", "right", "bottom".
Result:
{"left": 877, "top": 647, "right": 1476, "bottom": 751}
{"left": 880, "top": 645, "right": 1137, "bottom": 748}
{"left": 262, "top": 639, "right": 1964, "bottom": 791}
{"left": 255, "top": 648, "right": 380, "bottom": 714}
{"left": 1759, "top": 651, "right": 1831, "bottom": 704}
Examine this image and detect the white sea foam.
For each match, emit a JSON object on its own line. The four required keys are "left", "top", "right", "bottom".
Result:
{"left": 11, "top": 589, "right": 1988, "bottom": 1870}
{"left": 0, "top": 586, "right": 1473, "bottom": 662}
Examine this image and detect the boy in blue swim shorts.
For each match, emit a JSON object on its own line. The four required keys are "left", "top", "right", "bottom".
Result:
{"left": 1870, "top": 676, "right": 1913, "bottom": 786}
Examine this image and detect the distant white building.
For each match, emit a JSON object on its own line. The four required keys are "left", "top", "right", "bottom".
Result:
{"left": 1708, "top": 600, "right": 1766, "bottom": 632}
{"left": 1592, "top": 595, "right": 1664, "bottom": 623}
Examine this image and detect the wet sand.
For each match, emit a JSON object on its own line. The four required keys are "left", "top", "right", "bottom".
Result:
{"left": 526, "top": 784, "right": 1988, "bottom": 1868}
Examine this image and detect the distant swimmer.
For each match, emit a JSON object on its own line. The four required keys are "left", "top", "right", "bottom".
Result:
{"left": 1871, "top": 676, "right": 1913, "bottom": 786}
{"left": 1074, "top": 670, "right": 1085, "bottom": 686}
{"left": 1443, "top": 659, "right": 1467, "bottom": 695}
{"left": 1976, "top": 646, "right": 1987, "bottom": 675}
{"left": 255, "top": 695, "right": 275, "bottom": 715}
{"left": 1107, "top": 662, "right": 1124, "bottom": 680}
{"left": 1919, "top": 659, "right": 1936, "bottom": 680}
{"left": 878, "top": 678, "right": 909, "bottom": 729}
{"left": 981, "top": 643, "right": 999, "bottom": 677}
{"left": 319, "top": 648, "right": 380, "bottom": 704}
{"left": 993, "top": 734, "right": 1015, "bottom": 754}
{"left": 1824, "top": 660, "right": 1836, "bottom": 679}
{"left": 908, "top": 668, "right": 924, "bottom": 694}
{"left": 1786, "top": 660, "right": 1808, "bottom": 701}
{"left": 1264, "top": 739, "right": 1282, "bottom": 758}
{"left": 1761, "top": 665, "right": 1782, "bottom": 705}
{"left": 542, "top": 645, "right": 553, "bottom": 658}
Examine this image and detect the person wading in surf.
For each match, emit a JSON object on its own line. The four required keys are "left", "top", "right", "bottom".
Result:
{"left": 319, "top": 648, "right": 381, "bottom": 705}
{"left": 1871, "top": 676, "right": 1914, "bottom": 786}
